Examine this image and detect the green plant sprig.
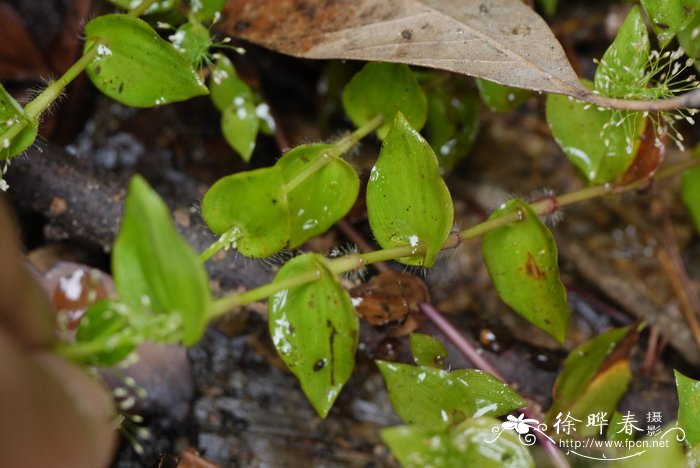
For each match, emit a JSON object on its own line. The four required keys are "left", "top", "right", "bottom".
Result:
{"left": 206, "top": 156, "right": 700, "bottom": 321}
{"left": 198, "top": 114, "right": 385, "bottom": 263}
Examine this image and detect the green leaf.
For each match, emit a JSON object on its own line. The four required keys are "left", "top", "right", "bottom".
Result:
{"left": 482, "top": 199, "right": 569, "bottom": 342}
{"left": 675, "top": 370, "right": 700, "bottom": 446}
{"left": 190, "top": 0, "right": 227, "bottom": 22}
{"left": 276, "top": 143, "right": 360, "bottom": 248}
{"left": 342, "top": 62, "right": 427, "bottom": 139}
{"left": 84, "top": 14, "right": 208, "bottom": 107}
{"left": 170, "top": 22, "right": 212, "bottom": 67}
{"left": 475, "top": 79, "right": 532, "bottom": 113}
{"left": 201, "top": 166, "right": 289, "bottom": 257}
{"left": 548, "top": 327, "right": 633, "bottom": 430}
{"left": 74, "top": 300, "right": 137, "bottom": 366}
{"left": 367, "top": 112, "right": 453, "bottom": 267}
{"left": 682, "top": 153, "right": 700, "bottom": 235}
{"left": 594, "top": 7, "right": 650, "bottom": 98}
{"left": 377, "top": 361, "right": 525, "bottom": 428}
{"left": 424, "top": 83, "right": 479, "bottom": 175}
{"left": 113, "top": 175, "right": 211, "bottom": 345}
{"left": 382, "top": 417, "right": 535, "bottom": 468}
{"left": 546, "top": 86, "right": 644, "bottom": 184}
{"left": 210, "top": 56, "right": 260, "bottom": 161}
{"left": 268, "top": 253, "right": 358, "bottom": 417}
{"left": 641, "top": 0, "right": 700, "bottom": 46}
{"left": 108, "top": 0, "right": 180, "bottom": 14}
{"left": 409, "top": 333, "right": 448, "bottom": 369}
{"left": 0, "top": 84, "right": 38, "bottom": 160}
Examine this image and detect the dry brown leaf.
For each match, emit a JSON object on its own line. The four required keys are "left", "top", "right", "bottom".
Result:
{"left": 222, "top": 0, "right": 588, "bottom": 98}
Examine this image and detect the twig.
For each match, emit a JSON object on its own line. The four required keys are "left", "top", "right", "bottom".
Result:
{"left": 642, "top": 325, "right": 660, "bottom": 377}
{"left": 419, "top": 303, "right": 570, "bottom": 468}
{"left": 583, "top": 88, "right": 700, "bottom": 112}
{"left": 656, "top": 247, "right": 700, "bottom": 349}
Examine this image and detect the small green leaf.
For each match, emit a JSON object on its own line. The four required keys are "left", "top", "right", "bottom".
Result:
{"left": 201, "top": 166, "right": 289, "bottom": 257}
{"left": 377, "top": 361, "right": 525, "bottom": 428}
{"left": 682, "top": 153, "right": 700, "bottom": 235}
{"left": 424, "top": 83, "right": 479, "bottom": 175}
{"left": 113, "top": 175, "right": 211, "bottom": 345}
{"left": 221, "top": 101, "right": 259, "bottom": 162}
{"left": 475, "top": 79, "right": 532, "bottom": 113}
{"left": 210, "top": 56, "right": 260, "bottom": 161}
{"left": 482, "top": 199, "right": 569, "bottom": 342}
{"left": 382, "top": 417, "right": 535, "bottom": 468}
{"left": 108, "top": 0, "right": 180, "bottom": 14}
{"left": 546, "top": 87, "right": 644, "bottom": 184}
{"left": 548, "top": 327, "right": 633, "bottom": 429}
{"left": 409, "top": 333, "right": 448, "bottom": 369}
{"left": 0, "top": 84, "right": 37, "bottom": 160}
{"left": 342, "top": 62, "right": 427, "bottom": 139}
{"left": 678, "top": 14, "right": 700, "bottom": 65}
{"left": 367, "top": 112, "right": 453, "bottom": 266}
{"left": 675, "top": 370, "right": 700, "bottom": 446}
{"left": 84, "top": 14, "right": 208, "bottom": 107}
{"left": 190, "top": 0, "right": 226, "bottom": 22}
{"left": 75, "top": 300, "right": 137, "bottom": 366}
{"left": 268, "top": 253, "right": 358, "bottom": 417}
{"left": 641, "top": 0, "right": 700, "bottom": 46}
{"left": 594, "top": 7, "right": 649, "bottom": 98}
{"left": 170, "top": 22, "right": 212, "bottom": 67}
{"left": 277, "top": 143, "right": 360, "bottom": 248}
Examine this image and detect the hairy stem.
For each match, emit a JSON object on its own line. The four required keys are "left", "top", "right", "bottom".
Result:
{"left": 208, "top": 157, "right": 700, "bottom": 318}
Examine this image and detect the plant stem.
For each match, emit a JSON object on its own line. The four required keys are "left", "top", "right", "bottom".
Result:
{"left": 584, "top": 87, "right": 700, "bottom": 112}
{"left": 207, "top": 157, "right": 700, "bottom": 318}
{"left": 282, "top": 114, "right": 384, "bottom": 193}
{"left": 2, "top": 43, "right": 100, "bottom": 147}
{"left": 24, "top": 43, "right": 100, "bottom": 121}
{"left": 128, "top": 0, "right": 160, "bottom": 17}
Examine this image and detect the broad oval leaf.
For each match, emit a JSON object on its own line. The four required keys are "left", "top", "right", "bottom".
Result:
{"left": 547, "top": 327, "right": 634, "bottom": 430}
{"left": 201, "top": 166, "right": 289, "bottom": 257}
{"left": 675, "top": 370, "right": 700, "bottom": 446}
{"left": 546, "top": 91, "right": 644, "bottom": 184}
{"left": 381, "top": 417, "right": 535, "bottom": 468}
{"left": 277, "top": 143, "right": 360, "bottom": 247}
{"left": 682, "top": 154, "right": 700, "bottom": 235}
{"left": 84, "top": 14, "right": 208, "bottom": 107}
{"left": 367, "top": 112, "right": 453, "bottom": 266}
{"left": 222, "top": 0, "right": 588, "bottom": 99}
{"left": 409, "top": 333, "right": 448, "bottom": 369}
{"left": 0, "top": 84, "right": 37, "bottom": 160}
{"left": 268, "top": 253, "right": 358, "bottom": 417}
{"left": 342, "top": 62, "right": 427, "bottom": 139}
{"left": 594, "top": 7, "right": 650, "bottom": 99}
{"left": 113, "top": 175, "right": 211, "bottom": 345}
{"left": 482, "top": 198, "right": 569, "bottom": 342}
{"left": 377, "top": 361, "right": 525, "bottom": 428}
{"left": 475, "top": 78, "right": 532, "bottom": 113}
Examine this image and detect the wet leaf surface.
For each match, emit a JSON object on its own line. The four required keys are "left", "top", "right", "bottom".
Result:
{"left": 482, "top": 199, "right": 569, "bottom": 342}
{"left": 675, "top": 370, "right": 700, "bottom": 446}
{"left": 367, "top": 112, "right": 453, "bottom": 266}
{"left": 84, "top": 14, "right": 208, "bottom": 107}
{"left": 268, "top": 253, "right": 358, "bottom": 417}
{"left": 409, "top": 333, "right": 448, "bottom": 369}
{"left": 382, "top": 417, "right": 534, "bottom": 467}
